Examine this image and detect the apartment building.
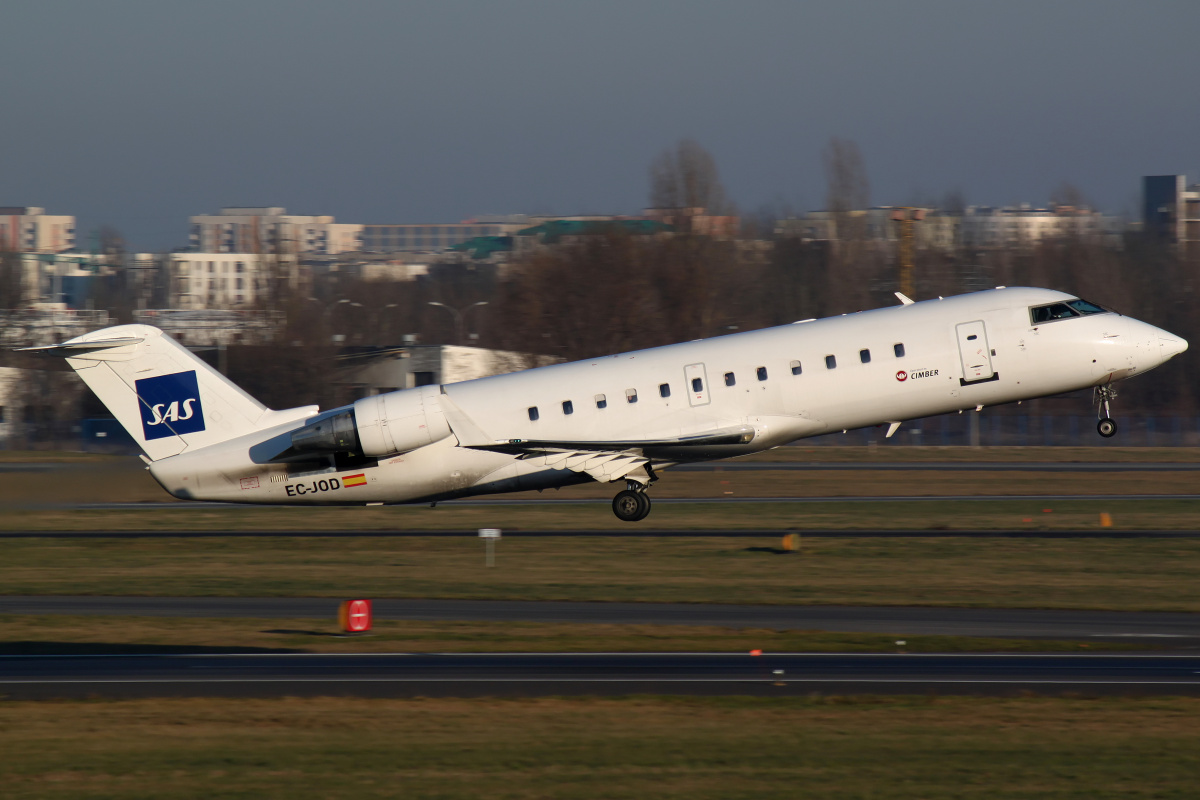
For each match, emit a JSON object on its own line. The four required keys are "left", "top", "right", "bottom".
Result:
{"left": 0, "top": 207, "right": 75, "bottom": 253}
{"left": 189, "top": 207, "right": 362, "bottom": 255}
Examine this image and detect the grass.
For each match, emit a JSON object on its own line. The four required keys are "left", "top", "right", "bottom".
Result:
{"left": 0, "top": 614, "right": 1146, "bottom": 656}
{"left": 1, "top": 496, "right": 1200, "bottom": 532}
{"left": 1, "top": 695, "right": 1198, "bottom": 799}
{"left": 3, "top": 534, "right": 1200, "bottom": 610}
{"left": 5, "top": 447, "right": 1200, "bottom": 510}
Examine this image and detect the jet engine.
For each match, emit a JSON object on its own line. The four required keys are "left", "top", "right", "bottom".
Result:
{"left": 288, "top": 385, "right": 452, "bottom": 458}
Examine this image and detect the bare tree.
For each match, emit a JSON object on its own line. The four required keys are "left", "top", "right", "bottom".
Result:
{"left": 821, "top": 137, "right": 877, "bottom": 311}
{"left": 649, "top": 138, "right": 731, "bottom": 217}
{"left": 823, "top": 137, "right": 870, "bottom": 227}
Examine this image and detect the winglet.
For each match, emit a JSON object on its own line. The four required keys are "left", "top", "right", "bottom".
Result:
{"left": 885, "top": 421, "right": 902, "bottom": 438}
{"left": 894, "top": 292, "right": 915, "bottom": 306}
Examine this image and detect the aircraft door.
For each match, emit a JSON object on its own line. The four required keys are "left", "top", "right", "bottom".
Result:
{"left": 956, "top": 320, "right": 996, "bottom": 384}
{"left": 684, "top": 363, "right": 711, "bottom": 407}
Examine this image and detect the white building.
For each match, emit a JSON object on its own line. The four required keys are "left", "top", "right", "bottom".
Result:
{"left": 189, "top": 207, "right": 362, "bottom": 255}
{"left": 0, "top": 207, "right": 75, "bottom": 253}
{"left": 132, "top": 308, "right": 283, "bottom": 347}
{"left": 168, "top": 252, "right": 300, "bottom": 309}
{"left": 778, "top": 205, "right": 1119, "bottom": 251}
{"left": 337, "top": 345, "right": 558, "bottom": 398}
{"left": 959, "top": 205, "right": 1119, "bottom": 249}
{"left": 0, "top": 308, "right": 110, "bottom": 348}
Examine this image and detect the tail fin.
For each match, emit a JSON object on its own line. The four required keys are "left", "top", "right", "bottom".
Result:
{"left": 21, "top": 324, "right": 316, "bottom": 461}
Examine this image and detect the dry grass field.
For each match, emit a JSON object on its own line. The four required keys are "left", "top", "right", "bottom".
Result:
{"left": 1, "top": 695, "right": 1198, "bottom": 799}
{"left": 2, "top": 534, "right": 1199, "bottom": 610}
{"left": 0, "top": 614, "right": 1144, "bottom": 656}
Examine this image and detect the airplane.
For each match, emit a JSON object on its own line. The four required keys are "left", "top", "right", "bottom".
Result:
{"left": 20, "top": 286, "right": 1188, "bottom": 521}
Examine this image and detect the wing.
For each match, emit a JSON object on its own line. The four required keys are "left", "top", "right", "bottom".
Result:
{"left": 438, "top": 391, "right": 753, "bottom": 482}
{"left": 468, "top": 426, "right": 755, "bottom": 483}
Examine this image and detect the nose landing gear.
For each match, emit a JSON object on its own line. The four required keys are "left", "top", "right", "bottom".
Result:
{"left": 612, "top": 481, "right": 652, "bottom": 522}
{"left": 1095, "top": 386, "right": 1118, "bottom": 438}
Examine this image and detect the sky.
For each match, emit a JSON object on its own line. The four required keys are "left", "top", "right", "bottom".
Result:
{"left": 2, "top": 0, "right": 1198, "bottom": 251}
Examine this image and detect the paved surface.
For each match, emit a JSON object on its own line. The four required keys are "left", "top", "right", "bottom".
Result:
{"left": 675, "top": 462, "right": 1200, "bottom": 472}
{"left": 14, "top": 493, "right": 1200, "bottom": 513}
{"left": 8, "top": 461, "right": 1200, "bottom": 473}
{"left": 3, "top": 597, "right": 1198, "bottom": 642}
{"left": 3, "top": 529, "right": 1198, "bottom": 538}
{"left": 3, "top": 652, "right": 1198, "bottom": 698}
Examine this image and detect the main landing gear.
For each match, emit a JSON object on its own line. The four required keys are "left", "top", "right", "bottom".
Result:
{"left": 612, "top": 482, "right": 652, "bottom": 522}
{"left": 1095, "top": 385, "right": 1118, "bottom": 438}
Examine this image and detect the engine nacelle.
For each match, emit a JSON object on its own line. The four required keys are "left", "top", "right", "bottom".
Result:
{"left": 353, "top": 385, "right": 452, "bottom": 457}
{"left": 289, "top": 385, "right": 452, "bottom": 458}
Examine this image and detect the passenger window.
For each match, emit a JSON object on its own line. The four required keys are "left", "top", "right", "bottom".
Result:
{"left": 528, "top": 406, "right": 539, "bottom": 421}
{"left": 756, "top": 366, "right": 768, "bottom": 381}
{"left": 790, "top": 360, "right": 802, "bottom": 375}
{"left": 562, "top": 400, "right": 573, "bottom": 415}
{"left": 967, "top": 334, "right": 977, "bottom": 340}
{"left": 625, "top": 389, "right": 638, "bottom": 404}
{"left": 659, "top": 383, "right": 671, "bottom": 398}
{"left": 894, "top": 343, "right": 905, "bottom": 358}
{"left": 691, "top": 377, "right": 703, "bottom": 393}
{"left": 859, "top": 349, "right": 870, "bottom": 364}
{"left": 724, "top": 372, "right": 736, "bottom": 386}
{"left": 595, "top": 394, "right": 607, "bottom": 409}
{"left": 825, "top": 355, "right": 837, "bottom": 369}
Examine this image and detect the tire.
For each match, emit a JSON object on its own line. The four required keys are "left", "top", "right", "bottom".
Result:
{"left": 632, "top": 491, "right": 652, "bottom": 521}
{"left": 612, "top": 490, "right": 644, "bottom": 522}
{"left": 1097, "top": 418, "right": 1117, "bottom": 438}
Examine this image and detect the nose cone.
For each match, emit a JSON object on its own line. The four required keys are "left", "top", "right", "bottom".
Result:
{"left": 1159, "top": 332, "right": 1188, "bottom": 360}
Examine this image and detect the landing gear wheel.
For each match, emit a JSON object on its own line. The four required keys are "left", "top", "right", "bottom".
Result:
{"left": 612, "top": 489, "right": 651, "bottom": 522}
{"left": 1094, "top": 386, "right": 1118, "bottom": 438}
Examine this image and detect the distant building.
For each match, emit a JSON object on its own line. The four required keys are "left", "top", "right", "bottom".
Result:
{"left": 132, "top": 308, "right": 282, "bottom": 347}
{"left": 0, "top": 207, "right": 75, "bottom": 253}
{"left": 0, "top": 308, "right": 111, "bottom": 348}
{"left": 643, "top": 207, "right": 738, "bottom": 238}
{"left": 168, "top": 252, "right": 301, "bottom": 309}
{"left": 1143, "top": 175, "right": 1200, "bottom": 255}
{"left": 189, "top": 207, "right": 362, "bottom": 255}
{"left": 336, "top": 344, "right": 558, "bottom": 399}
{"left": 361, "top": 220, "right": 527, "bottom": 255}
{"left": 777, "top": 204, "right": 1119, "bottom": 251}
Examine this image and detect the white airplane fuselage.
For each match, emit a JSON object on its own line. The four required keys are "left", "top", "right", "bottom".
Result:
{"left": 138, "top": 287, "right": 1185, "bottom": 510}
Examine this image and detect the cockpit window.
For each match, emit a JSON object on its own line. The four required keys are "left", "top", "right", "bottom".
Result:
{"left": 1030, "top": 298, "right": 1111, "bottom": 325}
{"left": 1067, "top": 298, "right": 1107, "bottom": 315}
{"left": 1030, "top": 303, "right": 1079, "bottom": 324}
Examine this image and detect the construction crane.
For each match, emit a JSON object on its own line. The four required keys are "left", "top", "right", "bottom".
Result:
{"left": 890, "top": 207, "right": 925, "bottom": 298}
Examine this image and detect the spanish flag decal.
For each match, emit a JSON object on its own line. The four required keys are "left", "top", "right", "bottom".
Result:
{"left": 343, "top": 473, "right": 367, "bottom": 488}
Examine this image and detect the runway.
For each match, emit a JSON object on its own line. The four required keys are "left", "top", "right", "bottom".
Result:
{"left": 3, "top": 528, "right": 1198, "bottom": 539}
{"left": 674, "top": 461, "right": 1200, "bottom": 472}
{"left": 3, "top": 651, "right": 1199, "bottom": 699}
{"left": 8, "top": 461, "right": 1200, "bottom": 474}
{"left": 17, "top": 493, "right": 1200, "bottom": 513}
{"left": 3, "top": 597, "right": 1198, "bottom": 642}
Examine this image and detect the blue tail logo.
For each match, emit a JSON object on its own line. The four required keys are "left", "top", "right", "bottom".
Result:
{"left": 136, "top": 371, "right": 206, "bottom": 441}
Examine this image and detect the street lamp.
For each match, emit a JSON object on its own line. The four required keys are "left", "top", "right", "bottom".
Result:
{"left": 427, "top": 301, "right": 488, "bottom": 345}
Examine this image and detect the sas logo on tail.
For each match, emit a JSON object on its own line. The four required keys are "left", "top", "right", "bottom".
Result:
{"left": 136, "top": 371, "right": 206, "bottom": 441}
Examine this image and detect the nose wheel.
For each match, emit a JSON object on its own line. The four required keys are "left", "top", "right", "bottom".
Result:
{"left": 1095, "top": 386, "right": 1118, "bottom": 438}
{"left": 612, "top": 487, "right": 651, "bottom": 522}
